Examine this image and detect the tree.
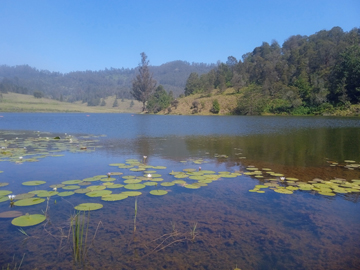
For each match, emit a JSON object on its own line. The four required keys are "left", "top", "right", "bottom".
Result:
{"left": 184, "top": 72, "right": 201, "bottom": 96}
{"left": 113, "top": 98, "right": 119, "bottom": 107}
{"left": 131, "top": 52, "right": 157, "bottom": 111}
{"left": 147, "top": 85, "right": 173, "bottom": 113}
{"left": 33, "top": 91, "right": 44, "bottom": 98}
{"left": 210, "top": 99, "right": 220, "bottom": 114}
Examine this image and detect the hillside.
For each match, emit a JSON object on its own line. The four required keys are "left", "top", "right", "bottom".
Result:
{"left": 0, "top": 92, "right": 142, "bottom": 113}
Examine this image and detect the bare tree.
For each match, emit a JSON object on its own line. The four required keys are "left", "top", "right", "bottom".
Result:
{"left": 131, "top": 52, "right": 157, "bottom": 111}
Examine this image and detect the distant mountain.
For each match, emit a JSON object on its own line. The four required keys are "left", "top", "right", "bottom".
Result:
{"left": 0, "top": 60, "right": 216, "bottom": 104}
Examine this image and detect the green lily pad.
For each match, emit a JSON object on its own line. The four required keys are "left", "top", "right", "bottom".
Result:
{"left": 161, "top": 182, "right": 175, "bottom": 187}
{"left": 101, "top": 194, "right": 128, "bottom": 201}
{"left": 49, "top": 184, "right": 65, "bottom": 188}
{"left": 14, "top": 193, "right": 35, "bottom": 200}
{"left": 172, "top": 180, "right": 187, "bottom": 184}
{"left": 152, "top": 166, "right": 166, "bottom": 169}
{"left": 121, "top": 191, "right": 142, "bottom": 197}
{"left": 143, "top": 182, "right": 158, "bottom": 186}
{"left": 74, "top": 188, "right": 92, "bottom": 194}
{"left": 0, "top": 190, "right": 12, "bottom": 196}
{"left": 62, "top": 180, "right": 82, "bottom": 185}
{"left": 74, "top": 203, "right": 103, "bottom": 211}
{"left": 122, "top": 175, "right": 136, "bottom": 179}
{"left": 150, "top": 190, "right": 168, "bottom": 196}
{"left": 62, "top": 185, "right": 80, "bottom": 190}
{"left": 151, "top": 178, "right": 164, "bottom": 182}
{"left": 87, "top": 185, "right": 106, "bottom": 191}
{"left": 78, "top": 182, "right": 91, "bottom": 186}
{"left": 58, "top": 191, "right": 75, "bottom": 197}
{"left": 14, "top": 198, "right": 46, "bottom": 206}
{"left": 0, "top": 182, "right": 9, "bottom": 187}
{"left": 12, "top": 214, "right": 46, "bottom": 227}
{"left": 124, "top": 179, "right": 142, "bottom": 184}
{"left": 0, "top": 196, "right": 9, "bottom": 202}
{"left": 106, "top": 184, "right": 124, "bottom": 189}
{"left": 273, "top": 189, "right": 293, "bottom": 194}
{"left": 100, "top": 177, "right": 116, "bottom": 182}
{"left": 86, "top": 190, "right": 112, "bottom": 197}
{"left": 28, "top": 190, "right": 48, "bottom": 195}
{"left": 37, "top": 191, "right": 59, "bottom": 197}
{"left": 184, "top": 184, "right": 201, "bottom": 189}
{"left": 22, "top": 181, "right": 46, "bottom": 186}
{"left": 124, "top": 184, "right": 146, "bottom": 190}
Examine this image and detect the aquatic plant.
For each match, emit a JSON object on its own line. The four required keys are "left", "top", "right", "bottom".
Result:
{"left": 0, "top": 254, "right": 25, "bottom": 270}
{"left": 133, "top": 198, "right": 138, "bottom": 235}
{"left": 190, "top": 222, "right": 197, "bottom": 242}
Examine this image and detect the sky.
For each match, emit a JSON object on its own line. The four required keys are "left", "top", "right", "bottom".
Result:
{"left": 1, "top": 0, "right": 359, "bottom": 73}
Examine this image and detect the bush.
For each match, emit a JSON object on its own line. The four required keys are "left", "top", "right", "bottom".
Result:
{"left": 210, "top": 99, "right": 220, "bottom": 114}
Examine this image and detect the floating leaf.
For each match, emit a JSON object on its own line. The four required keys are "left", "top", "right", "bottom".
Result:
{"left": 62, "top": 180, "right": 82, "bottom": 185}
{"left": 49, "top": 184, "right": 65, "bottom": 188}
{"left": 106, "top": 184, "right": 124, "bottom": 189}
{"left": 22, "top": 181, "right": 46, "bottom": 186}
{"left": 150, "top": 190, "right": 168, "bottom": 196}
{"left": 0, "top": 190, "right": 12, "bottom": 196}
{"left": 0, "top": 211, "right": 23, "bottom": 218}
{"left": 14, "top": 198, "right": 45, "bottom": 206}
{"left": 62, "top": 185, "right": 80, "bottom": 190}
{"left": 58, "top": 191, "right": 75, "bottom": 197}
{"left": 121, "top": 191, "right": 142, "bottom": 197}
{"left": 143, "top": 182, "right": 158, "bottom": 186}
{"left": 101, "top": 194, "right": 128, "bottom": 201}
{"left": 74, "top": 188, "right": 91, "bottom": 194}
{"left": 184, "top": 184, "right": 200, "bottom": 189}
{"left": 37, "top": 191, "right": 59, "bottom": 197}
{"left": 87, "top": 185, "right": 106, "bottom": 191}
{"left": 86, "top": 190, "right": 112, "bottom": 197}
{"left": 74, "top": 203, "right": 103, "bottom": 211}
{"left": 0, "top": 196, "right": 9, "bottom": 202}
{"left": 12, "top": 214, "right": 46, "bottom": 227}
{"left": 161, "top": 182, "right": 175, "bottom": 187}
{"left": 124, "top": 184, "right": 146, "bottom": 190}
{"left": 124, "top": 179, "right": 142, "bottom": 184}
{"left": 0, "top": 182, "right": 9, "bottom": 187}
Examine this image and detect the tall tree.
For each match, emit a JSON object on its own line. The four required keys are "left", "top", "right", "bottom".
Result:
{"left": 131, "top": 52, "right": 157, "bottom": 111}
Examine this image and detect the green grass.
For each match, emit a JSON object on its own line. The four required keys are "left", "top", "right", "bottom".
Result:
{"left": 0, "top": 93, "right": 143, "bottom": 113}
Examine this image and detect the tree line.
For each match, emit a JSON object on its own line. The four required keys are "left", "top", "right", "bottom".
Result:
{"left": 184, "top": 27, "right": 360, "bottom": 115}
{"left": 0, "top": 61, "right": 215, "bottom": 106}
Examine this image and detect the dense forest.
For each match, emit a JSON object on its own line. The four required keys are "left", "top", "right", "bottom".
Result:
{"left": 184, "top": 27, "right": 360, "bottom": 115}
{"left": 0, "top": 61, "right": 215, "bottom": 106}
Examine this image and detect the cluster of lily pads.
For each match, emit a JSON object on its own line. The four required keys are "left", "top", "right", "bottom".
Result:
{"left": 0, "top": 131, "right": 103, "bottom": 163}
{"left": 0, "top": 158, "right": 244, "bottom": 227}
{"left": 327, "top": 159, "right": 360, "bottom": 171}
{"left": 245, "top": 164, "right": 360, "bottom": 196}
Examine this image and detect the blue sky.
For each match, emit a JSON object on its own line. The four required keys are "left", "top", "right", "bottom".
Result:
{"left": 1, "top": 0, "right": 359, "bottom": 73}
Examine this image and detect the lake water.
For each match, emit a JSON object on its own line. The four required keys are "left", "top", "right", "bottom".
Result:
{"left": 0, "top": 113, "right": 359, "bottom": 270}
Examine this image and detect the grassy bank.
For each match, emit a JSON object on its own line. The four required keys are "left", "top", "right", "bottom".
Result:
{"left": 0, "top": 93, "right": 143, "bottom": 113}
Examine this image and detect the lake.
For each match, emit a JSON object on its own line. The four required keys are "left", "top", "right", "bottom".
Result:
{"left": 0, "top": 113, "right": 359, "bottom": 270}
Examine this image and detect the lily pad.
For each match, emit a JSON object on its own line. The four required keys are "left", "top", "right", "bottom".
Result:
{"left": 37, "top": 191, "right": 59, "bottom": 197}
{"left": 49, "top": 184, "right": 65, "bottom": 188}
{"left": 62, "top": 180, "right": 82, "bottom": 185}
{"left": 86, "top": 190, "right": 112, "bottom": 197}
{"left": 124, "top": 179, "right": 142, "bottom": 184}
{"left": 22, "top": 181, "right": 46, "bottom": 186}
{"left": 184, "top": 184, "right": 201, "bottom": 189}
{"left": 101, "top": 194, "right": 128, "bottom": 201}
{"left": 124, "top": 184, "right": 146, "bottom": 190}
{"left": 14, "top": 198, "right": 46, "bottom": 206}
{"left": 62, "top": 185, "right": 80, "bottom": 190}
{"left": 100, "top": 177, "right": 116, "bottom": 182}
{"left": 121, "top": 191, "right": 142, "bottom": 197}
{"left": 150, "top": 190, "right": 168, "bottom": 196}
{"left": 58, "top": 191, "right": 75, "bottom": 197}
{"left": 0, "top": 182, "right": 9, "bottom": 187}
{"left": 143, "top": 182, "right": 158, "bottom": 186}
{"left": 12, "top": 214, "right": 46, "bottom": 227}
{"left": 0, "top": 190, "right": 12, "bottom": 196}
{"left": 87, "top": 185, "right": 106, "bottom": 191}
{"left": 0, "top": 211, "right": 23, "bottom": 218}
{"left": 74, "top": 188, "right": 91, "bottom": 194}
{"left": 15, "top": 194, "right": 35, "bottom": 201}
{"left": 74, "top": 203, "right": 103, "bottom": 211}
{"left": 0, "top": 196, "right": 9, "bottom": 202}
{"left": 106, "top": 184, "right": 124, "bottom": 189}
{"left": 161, "top": 182, "right": 175, "bottom": 187}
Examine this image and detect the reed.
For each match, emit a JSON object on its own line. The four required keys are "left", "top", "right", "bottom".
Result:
{"left": 1, "top": 254, "right": 25, "bottom": 270}
{"left": 190, "top": 222, "right": 197, "bottom": 242}
{"left": 70, "top": 210, "right": 90, "bottom": 265}
{"left": 133, "top": 198, "right": 138, "bottom": 234}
